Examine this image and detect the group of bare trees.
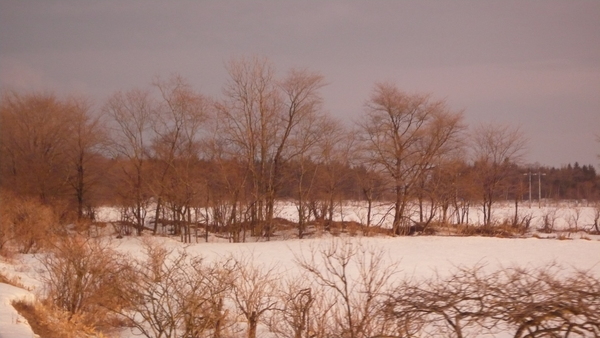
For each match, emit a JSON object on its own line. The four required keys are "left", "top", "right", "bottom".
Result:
{"left": 0, "top": 92, "right": 106, "bottom": 220}
{"left": 3, "top": 56, "right": 598, "bottom": 242}
{"left": 36, "top": 236, "right": 600, "bottom": 338}
{"left": 359, "top": 84, "right": 465, "bottom": 234}
{"left": 103, "top": 75, "right": 210, "bottom": 239}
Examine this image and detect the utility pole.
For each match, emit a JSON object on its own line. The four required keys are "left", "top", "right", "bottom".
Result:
{"left": 525, "top": 170, "right": 546, "bottom": 208}
{"left": 524, "top": 171, "right": 532, "bottom": 208}
{"left": 535, "top": 170, "right": 546, "bottom": 208}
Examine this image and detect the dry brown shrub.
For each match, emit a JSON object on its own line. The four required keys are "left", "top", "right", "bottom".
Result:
{"left": 13, "top": 298, "right": 126, "bottom": 338}
{"left": 0, "top": 193, "right": 58, "bottom": 254}
{"left": 38, "top": 235, "right": 129, "bottom": 335}
{"left": 11, "top": 299, "right": 62, "bottom": 338}
{"left": 453, "top": 222, "right": 523, "bottom": 238}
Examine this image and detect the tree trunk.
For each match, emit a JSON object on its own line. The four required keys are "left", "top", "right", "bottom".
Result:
{"left": 152, "top": 196, "right": 162, "bottom": 235}
{"left": 247, "top": 311, "right": 258, "bottom": 338}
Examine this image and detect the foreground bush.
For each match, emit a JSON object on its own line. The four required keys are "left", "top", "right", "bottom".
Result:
{"left": 385, "top": 263, "right": 600, "bottom": 337}
{"left": 0, "top": 192, "right": 59, "bottom": 254}
{"left": 38, "top": 235, "right": 128, "bottom": 335}
{"left": 112, "top": 238, "right": 238, "bottom": 338}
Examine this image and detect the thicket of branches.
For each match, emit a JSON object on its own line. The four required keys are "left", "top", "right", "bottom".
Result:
{"left": 385, "top": 263, "right": 600, "bottom": 337}
{"left": 1, "top": 56, "right": 599, "bottom": 244}
{"left": 31, "top": 236, "right": 600, "bottom": 338}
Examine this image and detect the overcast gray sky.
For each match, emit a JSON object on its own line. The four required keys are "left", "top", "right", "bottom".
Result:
{"left": 1, "top": 1, "right": 599, "bottom": 168}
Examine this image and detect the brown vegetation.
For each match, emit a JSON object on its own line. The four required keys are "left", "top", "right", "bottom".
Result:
{"left": 0, "top": 56, "right": 598, "bottom": 245}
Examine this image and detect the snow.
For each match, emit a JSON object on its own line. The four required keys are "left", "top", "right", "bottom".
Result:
{"left": 113, "top": 235, "right": 600, "bottom": 279}
{"left": 0, "top": 283, "right": 35, "bottom": 338}
{"left": 2, "top": 203, "right": 600, "bottom": 338}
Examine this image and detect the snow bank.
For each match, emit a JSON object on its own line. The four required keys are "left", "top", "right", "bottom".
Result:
{"left": 0, "top": 283, "right": 35, "bottom": 338}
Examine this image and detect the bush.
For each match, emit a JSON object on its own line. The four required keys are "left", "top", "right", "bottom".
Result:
{"left": 384, "top": 263, "right": 600, "bottom": 337}
{"left": 38, "top": 235, "right": 128, "bottom": 334}
{"left": 113, "top": 238, "right": 237, "bottom": 338}
{"left": 0, "top": 193, "right": 58, "bottom": 254}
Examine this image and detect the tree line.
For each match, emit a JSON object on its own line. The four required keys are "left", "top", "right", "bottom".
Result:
{"left": 2, "top": 56, "right": 599, "bottom": 242}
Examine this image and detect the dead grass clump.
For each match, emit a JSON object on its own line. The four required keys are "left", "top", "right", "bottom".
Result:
{"left": 556, "top": 233, "right": 572, "bottom": 240}
{"left": 453, "top": 223, "right": 522, "bottom": 238}
{"left": 12, "top": 298, "right": 126, "bottom": 338}
{"left": 453, "top": 224, "right": 476, "bottom": 236}
{"left": 11, "top": 300, "right": 62, "bottom": 338}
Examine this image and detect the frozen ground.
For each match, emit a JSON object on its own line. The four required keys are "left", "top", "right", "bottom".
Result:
{"left": 1, "top": 202, "right": 600, "bottom": 337}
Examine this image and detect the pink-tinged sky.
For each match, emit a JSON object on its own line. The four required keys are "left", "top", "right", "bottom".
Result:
{"left": 1, "top": 1, "right": 599, "bottom": 168}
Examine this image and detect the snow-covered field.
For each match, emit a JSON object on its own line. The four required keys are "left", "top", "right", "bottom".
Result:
{"left": 96, "top": 201, "right": 600, "bottom": 232}
{"left": 1, "top": 203, "right": 600, "bottom": 338}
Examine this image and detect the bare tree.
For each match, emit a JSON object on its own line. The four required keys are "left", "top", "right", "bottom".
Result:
{"left": 315, "top": 119, "right": 357, "bottom": 233}
{"left": 268, "top": 276, "right": 341, "bottom": 338}
{"left": 592, "top": 202, "right": 600, "bottom": 233}
{"left": 63, "top": 97, "right": 107, "bottom": 221}
{"left": 471, "top": 123, "right": 527, "bottom": 226}
{"left": 216, "top": 56, "right": 325, "bottom": 239}
{"left": 426, "top": 159, "right": 466, "bottom": 228}
{"left": 117, "top": 241, "right": 184, "bottom": 338}
{"left": 229, "top": 254, "right": 280, "bottom": 338}
{"left": 539, "top": 207, "right": 559, "bottom": 233}
{"left": 0, "top": 92, "right": 110, "bottom": 223}
{"left": 354, "top": 164, "right": 388, "bottom": 234}
{"left": 288, "top": 154, "right": 317, "bottom": 239}
{"left": 287, "top": 117, "right": 328, "bottom": 238}
{"left": 567, "top": 206, "right": 583, "bottom": 232}
{"left": 203, "top": 122, "right": 252, "bottom": 242}
{"left": 359, "top": 83, "right": 464, "bottom": 235}
{"left": 149, "top": 75, "right": 209, "bottom": 240}
{"left": 104, "top": 89, "right": 155, "bottom": 234}
{"left": 295, "top": 239, "right": 400, "bottom": 338}
{"left": 268, "top": 275, "right": 315, "bottom": 338}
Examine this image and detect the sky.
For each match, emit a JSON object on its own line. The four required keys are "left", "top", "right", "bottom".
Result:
{"left": 1, "top": 1, "right": 599, "bottom": 168}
